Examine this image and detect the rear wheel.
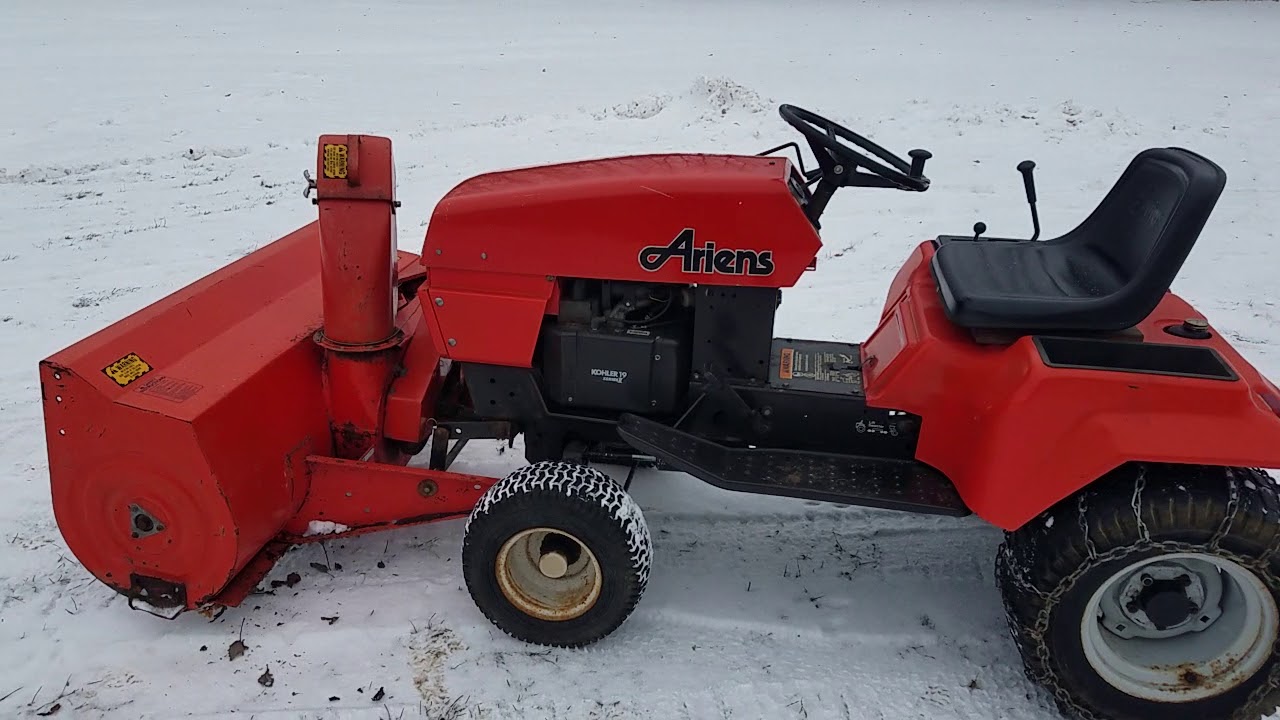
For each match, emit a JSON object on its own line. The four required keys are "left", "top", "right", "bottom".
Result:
{"left": 996, "top": 464, "right": 1280, "bottom": 720}
{"left": 462, "top": 461, "right": 652, "bottom": 647}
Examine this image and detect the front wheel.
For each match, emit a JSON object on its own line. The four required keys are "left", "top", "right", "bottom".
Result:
{"left": 462, "top": 461, "right": 652, "bottom": 647}
{"left": 997, "top": 464, "right": 1280, "bottom": 720}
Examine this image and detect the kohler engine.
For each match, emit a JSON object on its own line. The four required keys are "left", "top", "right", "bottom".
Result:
{"left": 539, "top": 279, "right": 693, "bottom": 415}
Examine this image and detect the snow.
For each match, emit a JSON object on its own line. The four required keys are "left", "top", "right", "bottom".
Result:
{"left": 305, "top": 521, "right": 352, "bottom": 538}
{"left": 2, "top": 0, "right": 1280, "bottom": 718}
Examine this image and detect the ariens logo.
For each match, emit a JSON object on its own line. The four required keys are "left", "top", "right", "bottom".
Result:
{"left": 638, "top": 229, "right": 775, "bottom": 276}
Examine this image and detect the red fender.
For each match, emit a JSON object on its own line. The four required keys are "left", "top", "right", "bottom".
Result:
{"left": 864, "top": 242, "right": 1280, "bottom": 530}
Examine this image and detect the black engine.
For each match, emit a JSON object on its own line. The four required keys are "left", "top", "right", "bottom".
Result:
{"left": 539, "top": 280, "right": 693, "bottom": 415}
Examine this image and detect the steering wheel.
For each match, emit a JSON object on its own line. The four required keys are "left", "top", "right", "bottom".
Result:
{"left": 778, "top": 104, "right": 930, "bottom": 193}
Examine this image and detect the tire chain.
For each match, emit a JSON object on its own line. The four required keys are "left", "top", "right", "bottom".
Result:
{"left": 1001, "top": 467, "right": 1280, "bottom": 720}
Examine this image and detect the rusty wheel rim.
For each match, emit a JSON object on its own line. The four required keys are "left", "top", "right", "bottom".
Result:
{"left": 1082, "top": 552, "right": 1278, "bottom": 702}
{"left": 495, "top": 528, "right": 602, "bottom": 622}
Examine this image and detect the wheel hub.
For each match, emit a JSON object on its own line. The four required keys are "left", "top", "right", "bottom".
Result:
{"left": 1136, "top": 577, "right": 1196, "bottom": 630}
{"left": 1083, "top": 552, "right": 1279, "bottom": 702}
{"left": 1101, "top": 561, "right": 1221, "bottom": 639}
{"left": 494, "top": 528, "right": 602, "bottom": 622}
{"left": 538, "top": 551, "right": 569, "bottom": 579}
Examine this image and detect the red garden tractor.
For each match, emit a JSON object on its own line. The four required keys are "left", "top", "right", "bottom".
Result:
{"left": 40, "top": 105, "right": 1280, "bottom": 720}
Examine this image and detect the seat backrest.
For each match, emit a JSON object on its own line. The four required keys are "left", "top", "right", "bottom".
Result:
{"left": 1059, "top": 147, "right": 1226, "bottom": 300}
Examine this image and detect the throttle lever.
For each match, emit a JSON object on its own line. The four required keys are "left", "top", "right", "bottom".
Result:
{"left": 1017, "top": 160, "right": 1041, "bottom": 241}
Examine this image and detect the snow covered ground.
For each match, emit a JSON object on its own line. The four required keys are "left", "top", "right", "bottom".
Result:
{"left": 3, "top": 0, "right": 1280, "bottom": 717}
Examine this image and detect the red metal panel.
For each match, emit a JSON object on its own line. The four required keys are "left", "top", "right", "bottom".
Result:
{"left": 430, "top": 289, "right": 549, "bottom": 366}
{"left": 422, "top": 268, "right": 555, "bottom": 367}
{"left": 421, "top": 154, "right": 820, "bottom": 289}
{"left": 41, "top": 227, "right": 331, "bottom": 607}
{"left": 865, "top": 242, "right": 1280, "bottom": 531}
{"left": 44, "top": 369, "right": 240, "bottom": 607}
{"left": 425, "top": 267, "right": 560, "bottom": 298}
{"left": 384, "top": 309, "right": 445, "bottom": 443}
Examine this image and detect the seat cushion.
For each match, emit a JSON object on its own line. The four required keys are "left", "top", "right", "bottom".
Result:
{"left": 931, "top": 240, "right": 1133, "bottom": 331}
{"left": 929, "top": 148, "right": 1226, "bottom": 332}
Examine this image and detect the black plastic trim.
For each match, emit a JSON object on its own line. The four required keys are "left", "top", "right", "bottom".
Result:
{"left": 1033, "top": 336, "right": 1238, "bottom": 381}
{"left": 616, "top": 413, "right": 969, "bottom": 516}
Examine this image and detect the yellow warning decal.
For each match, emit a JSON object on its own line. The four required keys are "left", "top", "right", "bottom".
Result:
{"left": 103, "top": 353, "right": 152, "bottom": 387}
{"left": 779, "top": 347, "right": 794, "bottom": 380}
{"left": 322, "top": 143, "right": 349, "bottom": 179}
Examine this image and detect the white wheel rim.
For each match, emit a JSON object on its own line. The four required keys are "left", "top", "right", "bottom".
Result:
{"left": 1081, "top": 552, "right": 1278, "bottom": 702}
{"left": 495, "top": 527, "right": 602, "bottom": 622}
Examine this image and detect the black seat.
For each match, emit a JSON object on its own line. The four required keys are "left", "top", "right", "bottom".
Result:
{"left": 930, "top": 148, "right": 1226, "bottom": 332}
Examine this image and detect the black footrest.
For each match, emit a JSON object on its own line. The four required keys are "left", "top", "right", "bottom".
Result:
{"left": 618, "top": 414, "right": 969, "bottom": 516}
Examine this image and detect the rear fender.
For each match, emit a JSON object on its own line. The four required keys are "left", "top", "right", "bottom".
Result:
{"left": 953, "top": 372, "right": 1280, "bottom": 531}
{"left": 865, "top": 241, "right": 1280, "bottom": 531}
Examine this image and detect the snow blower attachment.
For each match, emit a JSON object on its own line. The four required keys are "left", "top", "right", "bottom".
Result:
{"left": 39, "top": 135, "right": 495, "bottom": 613}
{"left": 39, "top": 106, "right": 1280, "bottom": 720}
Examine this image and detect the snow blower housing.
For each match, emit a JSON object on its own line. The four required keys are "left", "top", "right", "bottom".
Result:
{"left": 41, "top": 106, "right": 1280, "bottom": 720}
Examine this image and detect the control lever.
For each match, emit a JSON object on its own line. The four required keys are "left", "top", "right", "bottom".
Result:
{"left": 1018, "top": 160, "right": 1041, "bottom": 241}
{"left": 973, "top": 222, "right": 987, "bottom": 241}
{"left": 908, "top": 149, "right": 932, "bottom": 179}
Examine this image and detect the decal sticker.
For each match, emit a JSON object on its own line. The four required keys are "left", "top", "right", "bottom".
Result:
{"left": 789, "top": 349, "right": 859, "bottom": 385}
{"left": 102, "top": 352, "right": 152, "bottom": 387}
{"left": 639, "top": 228, "right": 775, "bottom": 276}
{"left": 590, "top": 368, "right": 628, "bottom": 384}
{"left": 322, "top": 143, "right": 349, "bottom": 179}
{"left": 855, "top": 419, "right": 899, "bottom": 437}
{"left": 137, "top": 375, "right": 203, "bottom": 402}
{"left": 778, "top": 347, "right": 794, "bottom": 380}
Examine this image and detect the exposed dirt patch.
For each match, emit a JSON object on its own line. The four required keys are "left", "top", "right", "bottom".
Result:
{"left": 408, "top": 618, "right": 468, "bottom": 716}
